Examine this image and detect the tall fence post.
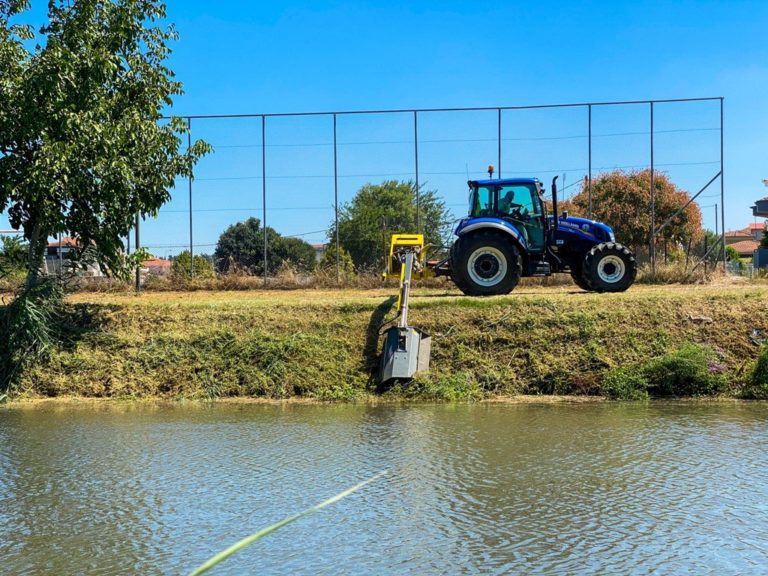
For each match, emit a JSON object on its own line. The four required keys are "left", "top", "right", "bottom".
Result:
{"left": 719, "top": 98, "right": 725, "bottom": 273}
{"left": 497, "top": 108, "right": 502, "bottom": 179}
{"left": 413, "top": 110, "right": 420, "bottom": 233}
{"left": 134, "top": 213, "right": 140, "bottom": 291}
{"left": 57, "top": 233, "right": 62, "bottom": 276}
{"left": 587, "top": 104, "right": 592, "bottom": 219}
{"left": 650, "top": 102, "right": 656, "bottom": 274}
{"left": 187, "top": 117, "right": 194, "bottom": 277}
{"left": 333, "top": 113, "right": 340, "bottom": 283}
{"left": 262, "top": 115, "right": 267, "bottom": 285}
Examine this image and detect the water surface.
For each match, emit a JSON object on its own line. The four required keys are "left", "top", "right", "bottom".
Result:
{"left": 1, "top": 401, "right": 767, "bottom": 575}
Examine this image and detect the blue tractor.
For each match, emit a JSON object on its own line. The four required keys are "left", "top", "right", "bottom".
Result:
{"left": 437, "top": 176, "right": 637, "bottom": 296}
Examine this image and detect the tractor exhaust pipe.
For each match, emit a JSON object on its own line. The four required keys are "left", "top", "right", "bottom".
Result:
{"left": 551, "top": 176, "right": 559, "bottom": 229}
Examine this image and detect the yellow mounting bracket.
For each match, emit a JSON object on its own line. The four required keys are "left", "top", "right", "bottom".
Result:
{"left": 383, "top": 234, "right": 431, "bottom": 280}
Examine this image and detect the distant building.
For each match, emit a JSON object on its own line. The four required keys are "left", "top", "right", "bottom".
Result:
{"left": 752, "top": 196, "right": 768, "bottom": 218}
{"left": 311, "top": 243, "right": 327, "bottom": 263}
{"left": 45, "top": 236, "right": 103, "bottom": 277}
{"left": 142, "top": 257, "right": 172, "bottom": 276}
{"left": 724, "top": 223, "right": 765, "bottom": 258}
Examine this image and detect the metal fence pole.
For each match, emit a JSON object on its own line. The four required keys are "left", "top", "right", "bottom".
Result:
{"left": 497, "top": 108, "right": 502, "bottom": 178}
{"left": 262, "top": 115, "right": 267, "bottom": 285}
{"left": 720, "top": 98, "right": 725, "bottom": 273}
{"left": 187, "top": 117, "right": 194, "bottom": 276}
{"left": 587, "top": 104, "right": 592, "bottom": 218}
{"left": 333, "top": 113, "right": 340, "bottom": 283}
{"left": 650, "top": 102, "right": 656, "bottom": 274}
{"left": 58, "top": 233, "right": 62, "bottom": 276}
{"left": 135, "top": 213, "right": 140, "bottom": 291}
{"left": 413, "top": 110, "right": 420, "bottom": 233}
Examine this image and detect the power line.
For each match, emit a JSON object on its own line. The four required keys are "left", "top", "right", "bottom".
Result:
{"left": 209, "top": 127, "right": 720, "bottom": 150}
{"left": 192, "top": 161, "right": 720, "bottom": 182}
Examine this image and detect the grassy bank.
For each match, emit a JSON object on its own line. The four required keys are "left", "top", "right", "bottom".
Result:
{"left": 8, "top": 284, "right": 768, "bottom": 401}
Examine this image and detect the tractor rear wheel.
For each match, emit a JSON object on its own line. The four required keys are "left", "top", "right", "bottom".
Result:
{"left": 582, "top": 242, "right": 637, "bottom": 292}
{"left": 451, "top": 231, "right": 522, "bottom": 296}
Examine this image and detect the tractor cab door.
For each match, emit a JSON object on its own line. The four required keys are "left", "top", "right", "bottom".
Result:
{"left": 495, "top": 184, "right": 546, "bottom": 252}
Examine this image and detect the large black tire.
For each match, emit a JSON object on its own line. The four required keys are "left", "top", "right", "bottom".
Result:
{"left": 451, "top": 231, "right": 522, "bottom": 296}
{"left": 570, "top": 263, "right": 594, "bottom": 291}
{"left": 582, "top": 242, "right": 637, "bottom": 292}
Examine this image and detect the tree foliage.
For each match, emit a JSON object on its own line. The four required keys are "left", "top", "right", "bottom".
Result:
{"left": 761, "top": 224, "right": 768, "bottom": 249}
{"left": 317, "top": 243, "right": 355, "bottom": 278}
{"left": 214, "top": 217, "right": 317, "bottom": 274}
{"left": 0, "top": 236, "right": 27, "bottom": 276}
{"left": 0, "top": 0, "right": 207, "bottom": 394}
{"left": 171, "top": 250, "right": 214, "bottom": 279}
{"left": 328, "top": 180, "right": 451, "bottom": 270}
{"left": 563, "top": 170, "right": 703, "bottom": 254}
{"left": 0, "top": 0, "right": 209, "bottom": 284}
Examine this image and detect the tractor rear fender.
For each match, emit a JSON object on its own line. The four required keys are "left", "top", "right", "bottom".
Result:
{"left": 455, "top": 220, "right": 529, "bottom": 268}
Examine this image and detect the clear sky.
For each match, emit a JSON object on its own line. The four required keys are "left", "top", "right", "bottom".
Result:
{"left": 3, "top": 1, "right": 767, "bottom": 255}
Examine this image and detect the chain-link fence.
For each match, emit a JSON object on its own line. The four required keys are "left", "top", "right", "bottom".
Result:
{"left": 2, "top": 97, "right": 726, "bottom": 282}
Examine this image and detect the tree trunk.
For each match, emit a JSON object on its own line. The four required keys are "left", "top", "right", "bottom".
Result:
{"left": 24, "top": 222, "right": 46, "bottom": 290}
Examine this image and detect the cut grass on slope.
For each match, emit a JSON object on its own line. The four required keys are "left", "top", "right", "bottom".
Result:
{"left": 11, "top": 284, "right": 768, "bottom": 400}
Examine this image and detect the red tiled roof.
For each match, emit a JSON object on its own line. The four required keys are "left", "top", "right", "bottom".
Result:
{"left": 142, "top": 258, "right": 171, "bottom": 268}
{"left": 729, "top": 240, "right": 760, "bottom": 254}
{"left": 725, "top": 228, "right": 751, "bottom": 237}
{"left": 47, "top": 236, "right": 80, "bottom": 248}
{"left": 747, "top": 222, "right": 767, "bottom": 230}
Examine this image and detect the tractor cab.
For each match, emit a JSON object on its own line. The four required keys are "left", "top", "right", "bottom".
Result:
{"left": 466, "top": 178, "right": 547, "bottom": 252}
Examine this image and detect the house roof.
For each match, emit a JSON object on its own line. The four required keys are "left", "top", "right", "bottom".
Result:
{"left": 310, "top": 243, "right": 327, "bottom": 250}
{"left": 47, "top": 236, "right": 80, "bottom": 248}
{"left": 729, "top": 240, "right": 760, "bottom": 254}
{"left": 142, "top": 258, "right": 171, "bottom": 268}
{"left": 725, "top": 223, "right": 766, "bottom": 237}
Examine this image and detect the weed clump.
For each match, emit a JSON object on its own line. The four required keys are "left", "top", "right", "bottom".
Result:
{"left": 602, "top": 367, "right": 649, "bottom": 400}
{"left": 742, "top": 345, "right": 768, "bottom": 399}
{"left": 643, "top": 344, "right": 726, "bottom": 397}
{"left": 601, "top": 344, "right": 728, "bottom": 399}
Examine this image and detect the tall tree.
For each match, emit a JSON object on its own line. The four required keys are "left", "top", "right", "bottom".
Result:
{"left": 0, "top": 0, "right": 208, "bottom": 394}
{"left": 329, "top": 180, "right": 451, "bottom": 270}
{"left": 0, "top": 0, "right": 209, "bottom": 285}
{"left": 562, "top": 170, "right": 703, "bottom": 255}
{"left": 214, "top": 217, "right": 316, "bottom": 274}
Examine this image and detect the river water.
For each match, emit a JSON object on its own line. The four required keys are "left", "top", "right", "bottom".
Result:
{"left": 1, "top": 402, "right": 767, "bottom": 575}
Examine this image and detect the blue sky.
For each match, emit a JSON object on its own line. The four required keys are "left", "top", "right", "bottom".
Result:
{"left": 3, "top": 1, "right": 767, "bottom": 255}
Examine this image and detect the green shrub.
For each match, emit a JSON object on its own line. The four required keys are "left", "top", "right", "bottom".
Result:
{"left": 171, "top": 251, "right": 215, "bottom": 279}
{"left": 742, "top": 345, "right": 768, "bottom": 399}
{"left": 643, "top": 344, "right": 726, "bottom": 397}
{"left": 602, "top": 366, "right": 649, "bottom": 400}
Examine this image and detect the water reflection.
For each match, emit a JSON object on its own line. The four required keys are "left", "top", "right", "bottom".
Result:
{"left": 1, "top": 402, "right": 767, "bottom": 575}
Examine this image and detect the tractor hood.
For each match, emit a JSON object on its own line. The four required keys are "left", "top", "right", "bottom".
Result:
{"left": 552, "top": 215, "right": 615, "bottom": 242}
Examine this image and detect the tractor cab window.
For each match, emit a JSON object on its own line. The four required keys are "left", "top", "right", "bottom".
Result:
{"left": 497, "top": 185, "right": 538, "bottom": 219}
{"left": 494, "top": 183, "right": 545, "bottom": 251}
{"left": 470, "top": 186, "right": 494, "bottom": 217}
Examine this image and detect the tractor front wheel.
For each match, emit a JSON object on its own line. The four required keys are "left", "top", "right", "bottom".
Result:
{"left": 451, "top": 231, "right": 522, "bottom": 296}
{"left": 570, "top": 263, "right": 594, "bottom": 291}
{"left": 582, "top": 242, "right": 637, "bottom": 292}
